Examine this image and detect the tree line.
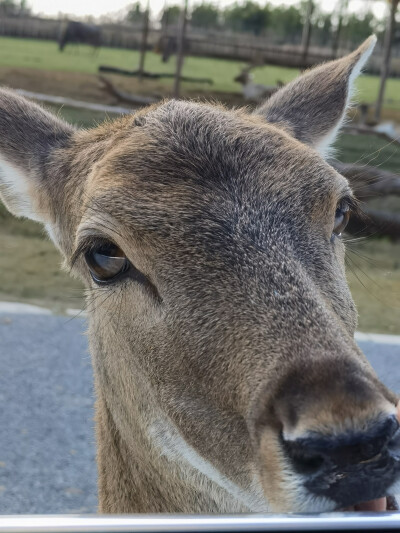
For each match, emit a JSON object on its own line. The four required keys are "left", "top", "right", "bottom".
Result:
{"left": 0, "top": 0, "right": 30, "bottom": 16}
{"left": 127, "top": 1, "right": 381, "bottom": 47}
{"left": 1, "top": 0, "right": 382, "bottom": 48}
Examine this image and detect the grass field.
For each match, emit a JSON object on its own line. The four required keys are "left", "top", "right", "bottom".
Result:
{"left": 335, "top": 133, "right": 400, "bottom": 173}
{"left": 0, "top": 36, "right": 298, "bottom": 95}
{"left": 2, "top": 36, "right": 400, "bottom": 109}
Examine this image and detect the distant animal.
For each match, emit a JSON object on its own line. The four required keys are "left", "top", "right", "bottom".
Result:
{"left": 2, "top": 36, "right": 400, "bottom": 514}
{"left": 155, "top": 35, "right": 191, "bottom": 63}
{"left": 154, "top": 36, "right": 174, "bottom": 63}
{"left": 234, "top": 66, "right": 283, "bottom": 102}
{"left": 59, "top": 21, "right": 102, "bottom": 52}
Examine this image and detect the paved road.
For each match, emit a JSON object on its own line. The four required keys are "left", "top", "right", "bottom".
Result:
{"left": 0, "top": 306, "right": 399, "bottom": 514}
{"left": 0, "top": 310, "right": 96, "bottom": 514}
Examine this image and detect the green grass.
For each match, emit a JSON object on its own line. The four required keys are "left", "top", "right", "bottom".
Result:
{"left": 334, "top": 134, "right": 400, "bottom": 173}
{"left": 0, "top": 202, "right": 83, "bottom": 310}
{"left": 0, "top": 36, "right": 299, "bottom": 94}
{"left": 333, "top": 133, "right": 400, "bottom": 333}
{"left": 357, "top": 74, "right": 400, "bottom": 111}
{"left": 346, "top": 238, "right": 400, "bottom": 335}
{"left": 47, "top": 104, "right": 112, "bottom": 128}
{"left": 0, "top": 232, "right": 82, "bottom": 307}
{"left": 3, "top": 35, "right": 400, "bottom": 107}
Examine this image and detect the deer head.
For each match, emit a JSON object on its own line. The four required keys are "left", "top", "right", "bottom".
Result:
{"left": 1, "top": 36, "right": 399, "bottom": 513}
{"left": 234, "top": 65, "right": 253, "bottom": 85}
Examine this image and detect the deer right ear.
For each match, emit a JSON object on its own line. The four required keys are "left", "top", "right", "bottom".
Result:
{"left": 254, "top": 36, "right": 376, "bottom": 158}
{"left": 0, "top": 88, "right": 74, "bottom": 229}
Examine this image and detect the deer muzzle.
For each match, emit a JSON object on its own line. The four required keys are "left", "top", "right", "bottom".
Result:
{"left": 282, "top": 413, "right": 400, "bottom": 509}
{"left": 250, "top": 353, "right": 400, "bottom": 511}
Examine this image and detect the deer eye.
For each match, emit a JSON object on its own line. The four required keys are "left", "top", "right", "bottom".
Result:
{"left": 85, "top": 242, "right": 129, "bottom": 283}
{"left": 333, "top": 200, "right": 351, "bottom": 237}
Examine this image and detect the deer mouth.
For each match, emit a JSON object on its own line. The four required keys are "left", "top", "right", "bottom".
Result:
{"left": 343, "top": 494, "right": 399, "bottom": 511}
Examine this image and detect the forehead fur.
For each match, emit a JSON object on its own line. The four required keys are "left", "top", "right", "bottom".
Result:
{"left": 84, "top": 100, "right": 348, "bottom": 231}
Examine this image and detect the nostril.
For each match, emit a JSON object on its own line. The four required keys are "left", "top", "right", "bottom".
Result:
{"left": 360, "top": 441, "right": 380, "bottom": 459}
{"left": 281, "top": 415, "right": 400, "bottom": 477}
{"left": 290, "top": 450, "right": 325, "bottom": 475}
{"left": 281, "top": 436, "right": 326, "bottom": 475}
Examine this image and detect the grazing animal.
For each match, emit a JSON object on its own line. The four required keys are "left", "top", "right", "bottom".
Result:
{"left": 155, "top": 36, "right": 175, "bottom": 63}
{"left": 1, "top": 36, "right": 399, "bottom": 513}
{"left": 155, "top": 35, "right": 190, "bottom": 63}
{"left": 59, "top": 21, "right": 102, "bottom": 52}
{"left": 234, "top": 66, "right": 282, "bottom": 102}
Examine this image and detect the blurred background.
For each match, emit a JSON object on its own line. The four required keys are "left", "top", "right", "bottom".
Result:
{"left": 0, "top": 0, "right": 399, "bottom": 333}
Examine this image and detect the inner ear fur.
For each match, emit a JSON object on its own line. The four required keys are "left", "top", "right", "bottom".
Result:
{"left": 0, "top": 87, "right": 74, "bottom": 223}
{"left": 254, "top": 36, "right": 376, "bottom": 158}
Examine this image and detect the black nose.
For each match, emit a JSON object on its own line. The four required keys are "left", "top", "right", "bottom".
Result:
{"left": 282, "top": 415, "right": 400, "bottom": 507}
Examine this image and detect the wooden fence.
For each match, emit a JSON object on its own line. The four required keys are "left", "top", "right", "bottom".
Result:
{"left": 0, "top": 16, "right": 156, "bottom": 49}
{"left": 1, "top": 15, "right": 399, "bottom": 74}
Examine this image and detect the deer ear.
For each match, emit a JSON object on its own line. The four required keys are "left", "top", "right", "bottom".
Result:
{"left": 254, "top": 36, "right": 376, "bottom": 158}
{"left": 0, "top": 88, "right": 74, "bottom": 228}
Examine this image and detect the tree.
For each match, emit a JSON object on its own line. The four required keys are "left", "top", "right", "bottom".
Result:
{"left": 269, "top": 5, "right": 303, "bottom": 43}
{"left": 191, "top": 3, "right": 219, "bottom": 29}
{"left": 341, "top": 11, "right": 378, "bottom": 45}
{"left": 375, "top": 0, "right": 399, "bottom": 122}
{"left": 19, "top": 0, "right": 29, "bottom": 14}
{"left": 126, "top": 2, "right": 146, "bottom": 25}
{"left": 300, "top": 0, "right": 314, "bottom": 60}
{"left": 174, "top": 0, "right": 189, "bottom": 97}
{"left": 223, "top": 1, "right": 270, "bottom": 35}
{"left": 161, "top": 5, "right": 181, "bottom": 27}
{"left": 0, "top": 0, "right": 30, "bottom": 16}
{"left": 311, "top": 11, "right": 332, "bottom": 46}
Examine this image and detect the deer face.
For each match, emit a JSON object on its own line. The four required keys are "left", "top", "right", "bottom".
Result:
{"left": 1, "top": 37, "right": 399, "bottom": 513}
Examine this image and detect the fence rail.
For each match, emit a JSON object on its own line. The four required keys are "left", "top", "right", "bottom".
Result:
{"left": 1, "top": 16, "right": 399, "bottom": 73}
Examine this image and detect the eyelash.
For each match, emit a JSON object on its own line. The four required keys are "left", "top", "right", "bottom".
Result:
{"left": 331, "top": 196, "right": 358, "bottom": 241}
{"left": 73, "top": 238, "right": 162, "bottom": 304}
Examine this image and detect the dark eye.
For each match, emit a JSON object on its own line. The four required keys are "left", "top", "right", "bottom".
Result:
{"left": 85, "top": 242, "right": 129, "bottom": 284}
{"left": 333, "top": 200, "right": 351, "bottom": 237}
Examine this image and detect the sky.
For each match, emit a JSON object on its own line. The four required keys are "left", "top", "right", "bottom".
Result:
{"left": 28, "top": 0, "right": 387, "bottom": 20}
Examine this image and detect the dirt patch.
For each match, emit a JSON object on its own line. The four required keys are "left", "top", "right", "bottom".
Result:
{"left": 0, "top": 66, "right": 246, "bottom": 108}
{"left": 3, "top": 66, "right": 400, "bottom": 124}
{"left": 0, "top": 67, "right": 109, "bottom": 104}
{"left": 1, "top": 232, "right": 83, "bottom": 311}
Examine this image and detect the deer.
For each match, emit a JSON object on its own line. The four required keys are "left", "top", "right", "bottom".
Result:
{"left": 1, "top": 36, "right": 400, "bottom": 514}
{"left": 59, "top": 21, "right": 102, "bottom": 53}
{"left": 234, "top": 65, "right": 283, "bottom": 102}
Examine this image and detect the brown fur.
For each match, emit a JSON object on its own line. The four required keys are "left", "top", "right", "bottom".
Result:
{"left": 0, "top": 37, "right": 398, "bottom": 513}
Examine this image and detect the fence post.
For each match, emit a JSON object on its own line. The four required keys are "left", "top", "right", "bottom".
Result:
{"left": 375, "top": 0, "right": 399, "bottom": 123}
{"left": 174, "top": 0, "right": 188, "bottom": 98}
{"left": 138, "top": 0, "right": 150, "bottom": 81}
{"left": 331, "top": 0, "right": 348, "bottom": 58}
{"left": 301, "top": 0, "right": 314, "bottom": 65}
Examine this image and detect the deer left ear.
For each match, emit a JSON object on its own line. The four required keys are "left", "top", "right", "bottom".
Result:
{"left": 254, "top": 36, "right": 376, "bottom": 158}
{"left": 0, "top": 88, "right": 74, "bottom": 224}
